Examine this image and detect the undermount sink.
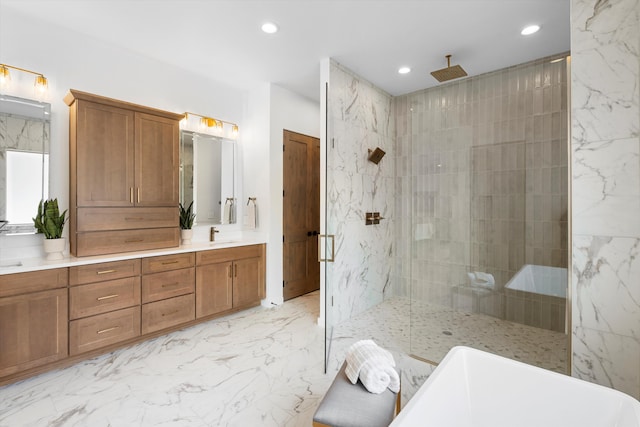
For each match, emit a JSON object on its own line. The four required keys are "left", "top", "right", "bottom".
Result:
{"left": 0, "top": 261, "right": 23, "bottom": 268}
{"left": 211, "top": 240, "right": 237, "bottom": 245}
{"left": 391, "top": 346, "right": 640, "bottom": 427}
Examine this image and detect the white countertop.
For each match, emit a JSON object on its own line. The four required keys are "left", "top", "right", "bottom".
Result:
{"left": 0, "top": 236, "right": 267, "bottom": 275}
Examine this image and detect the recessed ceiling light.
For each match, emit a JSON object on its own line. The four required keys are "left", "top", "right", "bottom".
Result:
{"left": 261, "top": 22, "right": 279, "bottom": 34}
{"left": 521, "top": 24, "right": 540, "bottom": 35}
{"left": 398, "top": 67, "right": 411, "bottom": 74}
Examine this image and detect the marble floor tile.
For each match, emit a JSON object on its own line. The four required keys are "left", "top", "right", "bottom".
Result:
{"left": 0, "top": 291, "right": 567, "bottom": 426}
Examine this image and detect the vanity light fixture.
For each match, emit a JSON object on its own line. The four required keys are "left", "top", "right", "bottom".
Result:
{"left": 184, "top": 112, "right": 239, "bottom": 139}
{"left": 521, "top": 24, "right": 540, "bottom": 35}
{"left": 0, "top": 63, "right": 49, "bottom": 94}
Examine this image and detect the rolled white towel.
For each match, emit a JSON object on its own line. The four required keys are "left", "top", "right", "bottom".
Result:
{"left": 359, "top": 360, "right": 400, "bottom": 394}
{"left": 345, "top": 340, "right": 398, "bottom": 394}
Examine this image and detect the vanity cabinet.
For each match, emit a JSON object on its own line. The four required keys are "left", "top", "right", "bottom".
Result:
{"left": 195, "top": 245, "right": 265, "bottom": 318}
{"left": 0, "top": 269, "right": 68, "bottom": 377}
{"left": 0, "top": 243, "right": 265, "bottom": 386}
{"left": 65, "top": 89, "right": 183, "bottom": 257}
{"left": 68, "top": 259, "right": 141, "bottom": 355}
{"left": 141, "top": 253, "right": 195, "bottom": 334}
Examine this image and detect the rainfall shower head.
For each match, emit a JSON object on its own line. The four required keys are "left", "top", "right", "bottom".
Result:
{"left": 431, "top": 54, "right": 468, "bottom": 82}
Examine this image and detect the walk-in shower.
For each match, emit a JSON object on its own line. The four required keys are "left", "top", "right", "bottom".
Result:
{"left": 394, "top": 53, "right": 570, "bottom": 371}
{"left": 323, "top": 53, "right": 570, "bottom": 375}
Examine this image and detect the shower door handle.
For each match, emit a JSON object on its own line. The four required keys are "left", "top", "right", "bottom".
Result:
{"left": 318, "top": 234, "right": 335, "bottom": 263}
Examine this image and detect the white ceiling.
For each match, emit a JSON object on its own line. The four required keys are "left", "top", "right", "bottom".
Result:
{"left": 3, "top": 0, "right": 570, "bottom": 101}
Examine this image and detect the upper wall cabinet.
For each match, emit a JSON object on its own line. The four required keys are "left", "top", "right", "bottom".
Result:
{"left": 65, "top": 90, "right": 184, "bottom": 257}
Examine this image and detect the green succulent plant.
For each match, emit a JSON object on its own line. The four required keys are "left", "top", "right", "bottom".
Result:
{"left": 33, "top": 198, "right": 67, "bottom": 239}
{"left": 179, "top": 201, "right": 196, "bottom": 230}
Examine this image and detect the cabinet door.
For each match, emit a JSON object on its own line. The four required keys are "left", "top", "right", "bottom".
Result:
{"left": 135, "top": 112, "right": 179, "bottom": 207}
{"left": 76, "top": 100, "right": 135, "bottom": 207}
{"left": 0, "top": 289, "right": 68, "bottom": 377}
{"left": 195, "top": 262, "right": 233, "bottom": 318}
{"left": 233, "top": 257, "right": 263, "bottom": 307}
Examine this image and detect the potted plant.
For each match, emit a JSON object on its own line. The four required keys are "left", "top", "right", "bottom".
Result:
{"left": 33, "top": 198, "right": 68, "bottom": 260}
{"left": 179, "top": 201, "right": 196, "bottom": 245}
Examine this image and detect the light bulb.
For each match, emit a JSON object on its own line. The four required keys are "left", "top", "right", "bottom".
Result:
{"left": 34, "top": 75, "right": 48, "bottom": 93}
{"left": 0, "top": 65, "right": 11, "bottom": 87}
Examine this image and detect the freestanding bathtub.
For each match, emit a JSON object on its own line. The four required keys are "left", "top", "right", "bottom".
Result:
{"left": 390, "top": 346, "right": 640, "bottom": 427}
{"left": 504, "top": 264, "right": 567, "bottom": 332}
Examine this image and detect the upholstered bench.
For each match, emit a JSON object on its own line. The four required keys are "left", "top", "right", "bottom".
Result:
{"left": 313, "top": 361, "right": 400, "bottom": 427}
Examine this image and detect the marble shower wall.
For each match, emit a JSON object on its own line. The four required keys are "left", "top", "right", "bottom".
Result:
{"left": 570, "top": 0, "right": 640, "bottom": 399}
{"left": 394, "top": 56, "right": 568, "bottom": 306}
{"left": 326, "top": 60, "right": 395, "bottom": 325}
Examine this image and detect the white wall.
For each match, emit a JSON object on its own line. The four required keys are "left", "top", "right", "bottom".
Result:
{"left": 0, "top": 7, "right": 245, "bottom": 259}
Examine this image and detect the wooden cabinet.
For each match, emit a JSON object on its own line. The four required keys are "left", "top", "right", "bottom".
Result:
{"left": 195, "top": 245, "right": 265, "bottom": 319}
{"left": 69, "top": 259, "right": 141, "bottom": 355}
{"left": 65, "top": 89, "right": 183, "bottom": 257}
{"left": 141, "top": 253, "right": 195, "bottom": 334}
{"left": 0, "top": 269, "right": 68, "bottom": 377}
{"left": 0, "top": 243, "right": 265, "bottom": 385}
{"left": 195, "top": 261, "right": 233, "bottom": 318}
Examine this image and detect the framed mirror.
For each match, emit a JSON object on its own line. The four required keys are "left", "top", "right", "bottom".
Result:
{"left": 180, "top": 130, "right": 235, "bottom": 225}
{"left": 0, "top": 94, "right": 50, "bottom": 234}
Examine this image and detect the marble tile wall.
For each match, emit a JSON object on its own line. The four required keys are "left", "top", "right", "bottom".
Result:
{"left": 393, "top": 56, "right": 569, "bottom": 312}
{"left": 326, "top": 60, "right": 395, "bottom": 325}
{"left": 570, "top": 0, "right": 640, "bottom": 399}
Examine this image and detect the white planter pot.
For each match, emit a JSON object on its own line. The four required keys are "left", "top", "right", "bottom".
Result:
{"left": 43, "top": 237, "right": 66, "bottom": 261}
{"left": 181, "top": 229, "right": 193, "bottom": 245}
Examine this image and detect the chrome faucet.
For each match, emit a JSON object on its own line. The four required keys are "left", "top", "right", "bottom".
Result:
{"left": 210, "top": 226, "right": 219, "bottom": 242}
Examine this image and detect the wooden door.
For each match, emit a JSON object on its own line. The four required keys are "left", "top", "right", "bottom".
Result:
{"left": 0, "top": 289, "right": 68, "bottom": 377}
{"left": 135, "top": 112, "right": 179, "bottom": 207}
{"left": 76, "top": 100, "right": 135, "bottom": 207}
{"left": 232, "top": 257, "right": 262, "bottom": 307}
{"left": 283, "top": 130, "right": 320, "bottom": 300}
{"left": 195, "top": 262, "right": 233, "bottom": 318}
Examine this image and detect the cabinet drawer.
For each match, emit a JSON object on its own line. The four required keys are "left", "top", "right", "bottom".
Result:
{"left": 70, "top": 259, "right": 140, "bottom": 286}
{"left": 76, "top": 228, "right": 179, "bottom": 257}
{"left": 69, "top": 277, "right": 141, "bottom": 320}
{"left": 142, "top": 253, "right": 194, "bottom": 274}
{"left": 76, "top": 207, "right": 178, "bottom": 231}
{"left": 141, "top": 293, "right": 194, "bottom": 335}
{"left": 0, "top": 268, "right": 68, "bottom": 298}
{"left": 196, "top": 245, "right": 262, "bottom": 266}
{"left": 142, "top": 267, "right": 194, "bottom": 303}
{"left": 69, "top": 306, "right": 140, "bottom": 355}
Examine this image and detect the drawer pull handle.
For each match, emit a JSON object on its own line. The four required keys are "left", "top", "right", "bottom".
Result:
{"left": 130, "top": 187, "right": 134, "bottom": 204}
{"left": 234, "top": 264, "right": 237, "bottom": 277}
{"left": 97, "top": 294, "right": 119, "bottom": 301}
{"left": 161, "top": 260, "right": 179, "bottom": 265}
{"left": 97, "top": 326, "right": 120, "bottom": 334}
{"left": 228, "top": 265, "right": 232, "bottom": 278}
{"left": 161, "top": 310, "right": 179, "bottom": 317}
{"left": 125, "top": 239, "right": 144, "bottom": 243}
{"left": 125, "top": 217, "right": 144, "bottom": 221}
{"left": 97, "top": 269, "right": 116, "bottom": 275}
{"left": 161, "top": 282, "right": 179, "bottom": 288}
